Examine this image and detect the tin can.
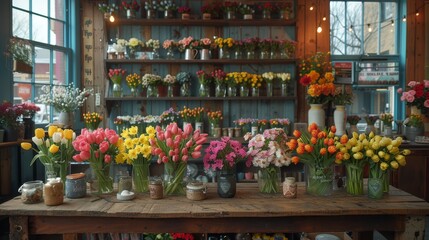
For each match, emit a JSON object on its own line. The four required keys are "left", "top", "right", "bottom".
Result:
{"left": 65, "top": 173, "right": 87, "bottom": 199}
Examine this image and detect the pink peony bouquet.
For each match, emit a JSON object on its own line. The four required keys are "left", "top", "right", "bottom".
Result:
{"left": 150, "top": 122, "right": 207, "bottom": 195}
{"left": 72, "top": 128, "right": 121, "bottom": 194}
{"left": 203, "top": 137, "right": 247, "bottom": 172}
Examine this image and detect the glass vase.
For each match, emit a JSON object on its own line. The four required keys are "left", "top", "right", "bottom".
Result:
{"left": 90, "top": 163, "right": 113, "bottom": 194}
{"left": 262, "top": 10, "right": 271, "bottom": 19}
{"left": 130, "top": 87, "right": 138, "bottom": 97}
{"left": 112, "top": 83, "right": 123, "bottom": 97}
{"left": 233, "top": 50, "right": 242, "bottom": 59}
{"left": 167, "top": 85, "right": 174, "bottom": 97}
{"left": 368, "top": 164, "right": 388, "bottom": 199}
{"left": 345, "top": 162, "right": 364, "bottom": 195}
{"left": 281, "top": 83, "right": 288, "bottom": 96}
{"left": 163, "top": 161, "right": 187, "bottom": 195}
{"left": 258, "top": 166, "right": 280, "bottom": 194}
{"left": 166, "top": 48, "right": 174, "bottom": 59}
{"left": 219, "top": 48, "right": 230, "bottom": 59}
{"left": 152, "top": 48, "right": 160, "bottom": 59}
{"left": 246, "top": 51, "right": 255, "bottom": 59}
{"left": 215, "top": 84, "right": 226, "bottom": 97}
{"left": 266, "top": 82, "right": 273, "bottom": 97}
{"left": 252, "top": 87, "right": 259, "bottom": 97}
{"left": 180, "top": 82, "right": 191, "bottom": 97}
{"left": 132, "top": 161, "right": 150, "bottom": 193}
{"left": 240, "top": 85, "right": 249, "bottom": 97}
{"left": 147, "top": 85, "right": 158, "bottom": 97}
{"left": 199, "top": 83, "right": 209, "bottom": 97}
{"left": 209, "top": 122, "right": 220, "bottom": 137}
{"left": 217, "top": 171, "right": 236, "bottom": 198}
{"left": 227, "top": 86, "right": 237, "bottom": 97}
{"left": 260, "top": 51, "right": 270, "bottom": 59}
{"left": 44, "top": 163, "right": 60, "bottom": 182}
{"left": 305, "top": 164, "right": 333, "bottom": 196}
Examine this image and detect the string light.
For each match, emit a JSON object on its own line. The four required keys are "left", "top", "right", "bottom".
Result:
{"left": 317, "top": 25, "right": 322, "bottom": 33}
{"left": 309, "top": 5, "right": 314, "bottom": 11}
{"left": 322, "top": 16, "right": 326, "bottom": 21}
{"left": 416, "top": 11, "right": 420, "bottom": 16}
{"left": 349, "top": 25, "right": 353, "bottom": 32}
{"left": 367, "top": 24, "right": 372, "bottom": 33}
{"left": 109, "top": 15, "right": 115, "bottom": 22}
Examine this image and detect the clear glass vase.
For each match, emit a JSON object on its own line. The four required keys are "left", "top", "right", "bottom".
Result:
{"left": 112, "top": 83, "right": 123, "bottom": 97}
{"left": 266, "top": 82, "right": 273, "bottom": 97}
{"left": 219, "top": 48, "right": 231, "bottom": 59}
{"left": 215, "top": 84, "right": 226, "bottom": 97}
{"left": 227, "top": 86, "right": 237, "bottom": 97}
{"left": 305, "top": 164, "right": 333, "bottom": 196}
{"left": 246, "top": 51, "right": 255, "bottom": 59}
{"left": 152, "top": 48, "right": 160, "bottom": 59}
{"left": 345, "top": 162, "right": 364, "bottom": 195}
{"left": 252, "top": 87, "right": 259, "bottom": 97}
{"left": 240, "top": 85, "right": 249, "bottom": 97}
{"left": 260, "top": 51, "right": 270, "bottom": 59}
{"left": 163, "top": 162, "right": 187, "bottom": 195}
{"left": 199, "top": 83, "right": 209, "bottom": 97}
{"left": 167, "top": 85, "right": 174, "bottom": 97}
{"left": 130, "top": 87, "right": 138, "bottom": 97}
{"left": 132, "top": 161, "right": 150, "bottom": 193}
{"left": 180, "top": 82, "right": 191, "bottom": 97}
{"left": 166, "top": 48, "right": 174, "bottom": 59}
{"left": 258, "top": 166, "right": 280, "bottom": 194}
{"left": 281, "top": 83, "right": 288, "bottom": 96}
{"left": 147, "top": 85, "right": 158, "bottom": 97}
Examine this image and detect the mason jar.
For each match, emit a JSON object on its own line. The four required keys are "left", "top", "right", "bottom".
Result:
{"left": 18, "top": 180, "right": 44, "bottom": 204}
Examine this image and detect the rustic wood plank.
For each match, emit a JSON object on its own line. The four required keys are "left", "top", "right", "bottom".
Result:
{"left": 9, "top": 216, "right": 28, "bottom": 240}
{"left": 0, "top": 147, "right": 11, "bottom": 196}
{"left": 395, "top": 216, "right": 426, "bottom": 240}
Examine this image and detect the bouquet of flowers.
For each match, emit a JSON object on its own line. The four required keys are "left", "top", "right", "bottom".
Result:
{"left": 113, "top": 38, "right": 127, "bottom": 53}
{"left": 179, "top": 106, "right": 196, "bottom": 123}
{"left": 144, "top": 0, "right": 159, "bottom": 11}
{"left": 225, "top": 72, "right": 239, "bottom": 88}
{"left": 98, "top": 3, "right": 119, "bottom": 14}
{"left": 163, "top": 39, "right": 177, "bottom": 51}
{"left": 160, "top": 107, "right": 179, "bottom": 126}
{"left": 277, "top": 72, "right": 291, "bottom": 84}
{"left": 397, "top": 80, "right": 429, "bottom": 113}
{"left": 245, "top": 128, "right": 292, "bottom": 193}
{"left": 238, "top": 3, "right": 255, "bottom": 15}
{"left": 178, "top": 36, "right": 198, "bottom": 51}
{"left": 163, "top": 74, "right": 176, "bottom": 86}
{"left": 234, "top": 118, "right": 252, "bottom": 133}
{"left": 21, "top": 126, "right": 75, "bottom": 184}
{"left": 157, "top": 0, "right": 177, "bottom": 11}
{"left": 207, "top": 110, "right": 223, "bottom": 125}
{"left": 223, "top": 1, "right": 239, "bottom": 13}
{"left": 194, "top": 107, "right": 205, "bottom": 123}
{"left": 126, "top": 73, "right": 142, "bottom": 89}
{"left": 204, "top": 137, "right": 247, "bottom": 172}
{"left": 20, "top": 102, "right": 40, "bottom": 118}
{"left": 405, "top": 114, "right": 424, "bottom": 127}
{"left": 146, "top": 39, "right": 160, "bottom": 50}
{"left": 347, "top": 115, "right": 361, "bottom": 125}
{"left": 176, "top": 72, "right": 191, "bottom": 85}
{"left": 214, "top": 37, "right": 234, "bottom": 50}
{"left": 262, "top": 72, "right": 275, "bottom": 83}
{"left": 365, "top": 115, "right": 379, "bottom": 126}
{"left": 109, "top": 68, "right": 126, "bottom": 85}
{"left": 196, "top": 70, "right": 212, "bottom": 85}
{"left": 258, "top": 39, "right": 272, "bottom": 52}
{"left": 243, "top": 37, "right": 258, "bottom": 52}
{"left": 83, "top": 112, "right": 103, "bottom": 130}
{"left": 5, "top": 37, "right": 34, "bottom": 66}
{"left": 287, "top": 124, "right": 339, "bottom": 196}
{"left": 332, "top": 86, "right": 353, "bottom": 105}
{"left": 72, "top": 128, "right": 121, "bottom": 194}
{"left": 199, "top": 38, "right": 212, "bottom": 49}
{"left": 149, "top": 122, "right": 207, "bottom": 195}
{"left": 178, "top": 6, "right": 191, "bottom": 14}
{"left": 380, "top": 113, "right": 393, "bottom": 126}
{"left": 269, "top": 118, "right": 290, "bottom": 134}
{"left": 142, "top": 73, "right": 162, "bottom": 87}
{"left": 279, "top": 40, "right": 297, "bottom": 58}
{"left": 211, "top": 69, "right": 226, "bottom": 86}
{"left": 258, "top": 2, "right": 275, "bottom": 12}
{"left": 249, "top": 73, "right": 263, "bottom": 89}
{"left": 121, "top": 0, "right": 140, "bottom": 11}
{"left": 36, "top": 84, "right": 93, "bottom": 112}
{"left": 299, "top": 52, "right": 335, "bottom": 104}
{"left": 127, "top": 37, "right": 143, "bottom": 52}
{"left": 116, "top": 125, "right": 155, "bottom": 192}
{"left": 258, "top": 119, "right": 269, "bottom": 132}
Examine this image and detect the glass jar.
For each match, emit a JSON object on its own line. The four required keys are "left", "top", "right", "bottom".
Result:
{"left": 186, "top": 182, "right": 207, "bottom": 201}
{"left": 18, "top": 180, "right": 44, "bottom": 204}
{"left": 149, "top": 178, "right": 164, "bottom": 199}
{"left": 44, "top": 178, "right": 64, "bottom": 206}
{"left": 65, "top": 173, "right": 87, "bottom": 199}
{"left": 118, "top": 175, "right": 133, "bottom": 193}
{"left": 283, "top": 177, "right": 297, "bottom": 199}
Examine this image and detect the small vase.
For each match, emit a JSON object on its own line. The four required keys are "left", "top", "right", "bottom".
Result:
{"left": 112, "top": 83, "right": 123, "bottom": 97}
{"left": 270, "top": 50, "right": 279, "bottom": 59}
{"left": 281, "top": 83, "right": 288, "bottom": 96}
{"left": 132, "top": 162, "right": 150, "bottom": 193}
{"left": 305, "top": 164, "right": 333, "bottom": 196}
{"left": 243, "top": 14, "right": 253, "bottom": 20}
{"left": 181, "top": 13, "right": 190, "bottom": 20}
{"left": 258, "top": 166, "right": 280, "bottom": 194}
{"left": 240, "top": 85, "right": 249, "bottom": 97}
{"left": 383, "top": 126, "right": 392, "bottom": 137}
{"left": 266, "top": 82, "right": 273, "bottom": 97}
{"left": 348, "top": 124, "right": 359, "bottom": 137}
{"left": 217, "top": 171, "right": 236, "bottom": 198}
{"left": 226, "top": 11, "right": 236, "bottom": 20}
{"left": 167, "top": 85, "right": 174, "bottom": 97}
{"left": 200, "top": 49, "right": 210, "bottom": 60}
{"left": 368, "top": 165, "right": 387, "bottom": 199}
{"left": 126, "top": 9, "right": 136, "bottom": 19}
{"left": 130, "top": 87, "right": 138, "bottom": 97}
{"left": 216, "top": 85, "right": 226, "bottom": 97}
{"left": 345, "top": 163, "right": 364, "bottom": 195}
{"left": 147, "top": 85, "right": 158, "bottom": 97}
{"left": 164, "top": 10, "right": 173, "bottom": 19}
{"left": 219, "top": 48, "right": 230, "bottom": 59}
{"left": 209, "top": 122, "right": 220, "bottom": 137}
{"left": 365, "top": 124, "right": 376, "bottom": 135}
{"left": 246, "top": 51, "right": 255, "bottom": 59}
{"left": 58, "top": 111, "right": 74, "bottom": 129}
{"left": 199, "top": 83, "right": 209, "bottom": 97}
{"left": 180, "top": 82, "right": 191, "bottom": 97}
{"left": 227, "top": 86, "right": 236, "bottom": 97}
{"left": 166, "top": 48, "right": 174, "bottom": 59}
{"left": 23, "top": 117, "right": 35, "bottom": 139}
{"left": 260, "top": 51, "right": 270, "bottom": 59}
{"left": 233, "top": 50, "right": 242, "bottom": 59}
{"left": 195, "top": 122, "right": 204, "bottom": 133}
{"left": 202, "top": 13, "right": 211, "bottom": 20}
{"left": 308, "top": 104, "right": 325, "bottom": 129}
{"left": 262, "top": 10, "right": 271, "bottom": 19}
{"left": 279, "top": 10, "right": 291, "bottom": 20}
{"left": 44, "top": 163, "right": 60, "bottom": 182}
{"left": 405, "top": 126, "right": 424, "bottom": 142}
{"left": 334, "top": 105, "right": 346, "bottom": 136}
{"left": 251, "top": 87, "right": 259, "bottom": 97}
{"left": 146, "top": 9, "right": 156, "bottom": 19}
{"left": 152, "top": 48, "right": 160, "bottom": 59}
{"left": 128, "top": 48, "right": 136, "bottom": 59}
{"left": 163, "top": 162, "right": 187, "bottom": 195}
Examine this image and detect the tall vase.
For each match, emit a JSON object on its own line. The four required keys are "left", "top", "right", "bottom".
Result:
{"left": 216, "top": 85, "right": 226, "bottom": 97}
{"left": 305, "top": 164, "right": 333, "bottom": 196}
{"left": 281, "top": 83, "right": 288, "bottom": 96}
{"left": 227, "top": 86, "right": 236, "bottom": 97}
{"left": 199, "top": 83, "right": 209, "bottom": 97}
{"left": 58, "top": 111, "right": 74, "bottom": 129}
{"left": 167, "top": 85, "right": 174, "bottom": 97}
{"left": 240, "top": 86, "right": 249, "bottom": 97}
{"left": 266, "top": 82, "right": 273, "bottom": 97}
{"left": 257, "top": 166, "right": 280, "bottom": 194}
{"left": 345, "top": 162, "right": 364, "bottom": 195}
{"left": 184, "top": 49, "right": 198, "bottom": 60}
{"left": 308, "top": 104, "right": 325, "bottom": 129}
{"left": 163, "top": 161, "right": 187, "bottom": 195}
{"left": 90, "top": 163, "right": 113, "bottom": 194}
{"left": 217, "top": 171, "right": 236, "bottom": 198}
{"left": 334, "top": 105, "right": 346, "bottom": 136}
{"left": 200, "top": 49, "right": 210, "bottom": 60}
{"left": 132, "top": 161, "right": 150, "bottom": 193}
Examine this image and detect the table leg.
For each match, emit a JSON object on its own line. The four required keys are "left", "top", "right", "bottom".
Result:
{"left": 9, "top": 216, "right": 28, "bottom": 240}
{"left": 395, "top": 216, "right": 425, "bottom": 240}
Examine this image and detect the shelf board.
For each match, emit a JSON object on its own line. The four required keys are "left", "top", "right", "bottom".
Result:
{"left": 105, "top": 58, "right": 297, "bottom": 64}
{"left": 109, "top": 18, "right": 296, "bottom": 27}
{"left": 105, "top": 96, "right": 296, "bottom": 101}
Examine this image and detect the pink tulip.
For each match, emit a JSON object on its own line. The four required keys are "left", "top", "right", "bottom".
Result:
{"left": 99, "top": 141, "right": 109, "bottom": 153}
{"left": 174, "top": 148, "right": 180, "bottom": 155}
{"left": 104, "top": 154, "right": 111, "bottom": 163}
{"left": 181, "top": 148, "right": 189, "bottom": 155}
{"left": 195, "top": 137, "right": 207, "bottom": 145}
{"left": 191, "top": 151, "right": 201, "bottom": 159}
{"left": 149, "top": 138, "right": 157, "bottom": 146}
{"left": 182, "top": 155, "right": 189, "bottom": 162}
{"left": 166, "top": 138, "right": 174, "bottom": 147}
{"left": 79, "top": 141, "right": 91, "bottom": 152}
{"left": 171, "top": 123, "right": 178, "bottom": 135}
{"left": 157, "top": 132, "right": 165, "bottom": 141}
{"left": 79, "top": 151, "right": 90, "bottom": 160}
{"left": 169, "top": 150, "right": 174, "bottom": 156}
{"left": 164, "top": 130, "right": 172, "bottom": 139}
{"left": 72, "top": 154, "right": 83, "bottom": 162}
{"left": 172, "top": 155, "right": 179, "bottom": 162}
{"left": 154, "top": 148, "right": 162, "bottom": 155}
{"left": 162, "top": 156, "right": 169, "bottom": 163}
{"left": 193, "top": 131, "right": 200, "bottom": 140}
{"left": 194, "top": 145, "right": 202, "bottom": 152}
{"left": 184, "top": 123, "right": 193, "bottom": 136}
{"left": 85, "top": 132, "right": 96, "bottom": 144}
{"left": 174, "top": 135, "right": 182, "bottom": 143}
{"left": 186, "top": 139, "right": 193, "bottom": 148}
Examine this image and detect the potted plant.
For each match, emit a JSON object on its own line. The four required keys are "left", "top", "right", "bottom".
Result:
{"left": 0, "top": 101, "right": 24, "bottom": 141}
{"left": 5, "top": 37, "right": 34, "bottom": 74}
{"left": 178, "top": 6, "right": 191, "bottom": 20}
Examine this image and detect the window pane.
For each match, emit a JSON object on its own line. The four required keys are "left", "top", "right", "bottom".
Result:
{"left": 12, "top": 9, "right": 30, "bottom": 39}
{"left": 380, "top": 3, "right": 397, "bottom": 54}
{"left": 363, "top": 2, "right": 379, "bottom": 54}
{"left": 14, "top": 83, "right": 32, "bottom": 103}
{"left": 32, "top": 15, "right": 49, "bottom": 44}
{"left": 330, "top": 2, "right": 345, "bottom": 55}
{"left": 34, "top": 47, "right": 50, "bottom": 84}
{"left": 13, "top": 0, "right": 29, "bottom": 10}
{"left": 32, "top": 0, "right": 48, "bottom": 16}
{"left": 34, "top": 84, "right": 51, "bottom": 124}
{"left": 346, "top": 2, "right": 362, "bottom": 55}
{"left": 53, "top": 50, "right": 67, "bottom": 85}
{"left": 50, "top": 19, "right": 64, "bottom": 46}
{"left": 51, "top": 0, "right": 65, "bottom": 20}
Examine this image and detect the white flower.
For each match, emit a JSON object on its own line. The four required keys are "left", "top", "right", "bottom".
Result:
{"left": 52, "top": 132, "right": 62, "bottom": 143}
{"left": 277, "top": 72, "right": 291, "bottom": 83}
{"left": 32, "top": 136, "right": 43, "bottom": 146}
{"left": 163, "top": 74, "right": 176, "bottom": 84}
{"left": 36, "top": 84, "right": 93, "bottom": 112}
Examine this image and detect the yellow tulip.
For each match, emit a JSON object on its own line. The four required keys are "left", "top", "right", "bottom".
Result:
{"left": 35, "top": 128, "right": 45, "bottom": 139}
{"left": 49, "top": 144, "right": 59, "bottom": 154}
{"left": 353, "top": 152, "right": 363, "bottom": 160}
{"left": 351, "top": 146, "right": 360, "bottom": 153}
{"left": 366, "top": 149, "right": 374, "bottom": 157}
{"left": 402, "top": 149, "right": 411, "bottom": 155}
{"left": 359, "top": 133, "right": 366, "bottom": 141}
{"left": 389, "top": 147, "right": 399, "bottom": 154}
{"left": 391, "top": 140, "right": 399, "bottom": 147}
{"left": 372, "top": 142, "right": 380, "bottom": 150}
{"left": 343, "top": 152, "right": 350, "bottom": 160}
{"left": 371, "top": 155, "right": 380, "bottom": 162}
{"left": 21, "top": 142, "right": 32, "bottom": 150}
{"left": 380, "top": 162, "right": 389, "bottom": 170}
{"left": 340, "top": 147, "right": 347, "bottom": 154}
{"left": 378, "top": 151, "right": 385, "bottom": 158}
{"left": 352, "top": 132, "right": 359, "bottom": 139}
{"left": 369, "top": 132, "right": 375, "bottom": 138}
{"left": 349, "top": 138, "right": 357, "bottom": 146}
{"left": 362, "top": 139, "right": 369, "bottom": 146}
{"left": 395, "top": 155, "right": 406, "bottom": 166}
{"left": 390, "top": 161, "right": 399, "bottom": 169}
{"left": 64, "top": 129, "right": 74, "bottom": 140}
{"left": 48, "top": 125, "right": 58, "bottom": 137}
{"left": 383, "top": 153, "right": 390, "bottom": 160}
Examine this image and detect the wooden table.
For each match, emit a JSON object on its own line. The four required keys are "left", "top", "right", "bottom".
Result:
{"left": 1, "top": 183, "right": 429, "bottom": 240}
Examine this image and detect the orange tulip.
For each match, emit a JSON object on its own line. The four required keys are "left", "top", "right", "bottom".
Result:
{"left": 336, "top": 152, "right": 343, "bottom": 160}
{"left": 308, "top": 123, "right": 318, "bottom": 132}
{"left": 317, "top": 131, "right": 327, "bottom": 139}
{"left": 293, "top": 130, "right": 301, "bottom": 138}
{"left": 311, "top": 130, "right": 319, "bottom": 138}
{"left": 330, "top": 125, "right": 336, "bottom": 133}
{"left": 291, "top": 156, "right": 300, "bottom": 164}
{"left": 328, "top": 145, "right": 337, "bottom": 154}
{"left": 310, "top": 137, "right": 317, "bottom": 144}
{"left": 340, "top": 135, "right": 348, "bottom": 144}
{"left": 304, "top": 144, "right": 314, "bottom": 153}
{"left": 296, "top": 146, "right": 305, "bottom": 154}
{"left": 327, "top": 138, "right": 335, "bottom": 146}
{"left": 320, "top": 148, "right": 327, "bottom": 155}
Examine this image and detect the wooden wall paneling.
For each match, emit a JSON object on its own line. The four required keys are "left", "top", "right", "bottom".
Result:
{"left": 414, "top": 1, "right": 426, "bottom": 82}
{"left": 316, "top": 0, "right": 330, "bottom": 53}
{"left": 426, "top": 0, "right": 429, "bottom": 79}
{"left": 406, "top": 1, "right": 417, "bottom": 84}
{"left": 0, "top": 147, "right": 11, "bottom": 196}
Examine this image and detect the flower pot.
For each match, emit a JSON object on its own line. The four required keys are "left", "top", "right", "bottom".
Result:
{"left": 58, "top": 111, "right": 74, "bottom": 129}
{"left": 243, "top": 14, "right": 253, "bottom": 20}
{"left": 404, "top": 126, "right": 424, "bottom": 142}
{"left": 308, "top": 104, "right": 325, "bottom": 129}
{"left": 200, "top": 49, "right": 210, "bottom": 60}
{"left": 13, "top": 60, "right": 33, "bottom": 74}
{"left": 185, "top": 49, "right": 198, "bottom": 60}
{"left": 333, "top": 105, "right": 346, "bottom": 136}
{"left": 202, "top": 13, "right": 211, "bottom": 20}
{"left": 217, "top": 171, "right": 236, "bottom": 198}
{"left": 181, "top": 13, "right": 190, "bottom": 20}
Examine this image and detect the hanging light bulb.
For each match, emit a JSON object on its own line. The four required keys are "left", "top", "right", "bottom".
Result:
{"left": 391, "top": 20, "right": 394, "bottom": 26}
{"left": 109, "top": 15, "right": 115, "bottom": 22}
{"left": 322, "top": 16, "right": 326, "bottom": 21}
{"left": 416, "top": 11, "right": 420, "bottom": 16}
{"left": 309, "top": 5, "right": 314, "bottom": 11}
{"left": 349, "top": 25, "right": 353, "bottom": 32}
{"left": 367, "top": 24, "right": 372, "bottom": 33}
{"left": 317, "top": 26, "right": 322, "bottom": 33}
{"left": 402, "top": 15, "right": 407, "bottom": 22}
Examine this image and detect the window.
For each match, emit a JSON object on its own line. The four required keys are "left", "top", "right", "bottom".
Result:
{"left": 12, "top": 0, "right": 71, "bottom": 124}
{"left": 330, "top": 1, "right": 401, "bottom": 129}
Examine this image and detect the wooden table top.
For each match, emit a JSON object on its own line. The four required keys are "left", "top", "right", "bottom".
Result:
{"left": 1, "top": 183, "right": 429, "bottom": 219}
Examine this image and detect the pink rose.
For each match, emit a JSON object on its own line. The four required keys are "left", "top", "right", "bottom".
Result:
{"left": 424, "top": 100, "right": 429, "bottom": 108}
{"left": 408, "top": 81, "right": 417, "bottom": 87}
{"left": 397, "top": 88, "right": 403, "bottom": 94}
